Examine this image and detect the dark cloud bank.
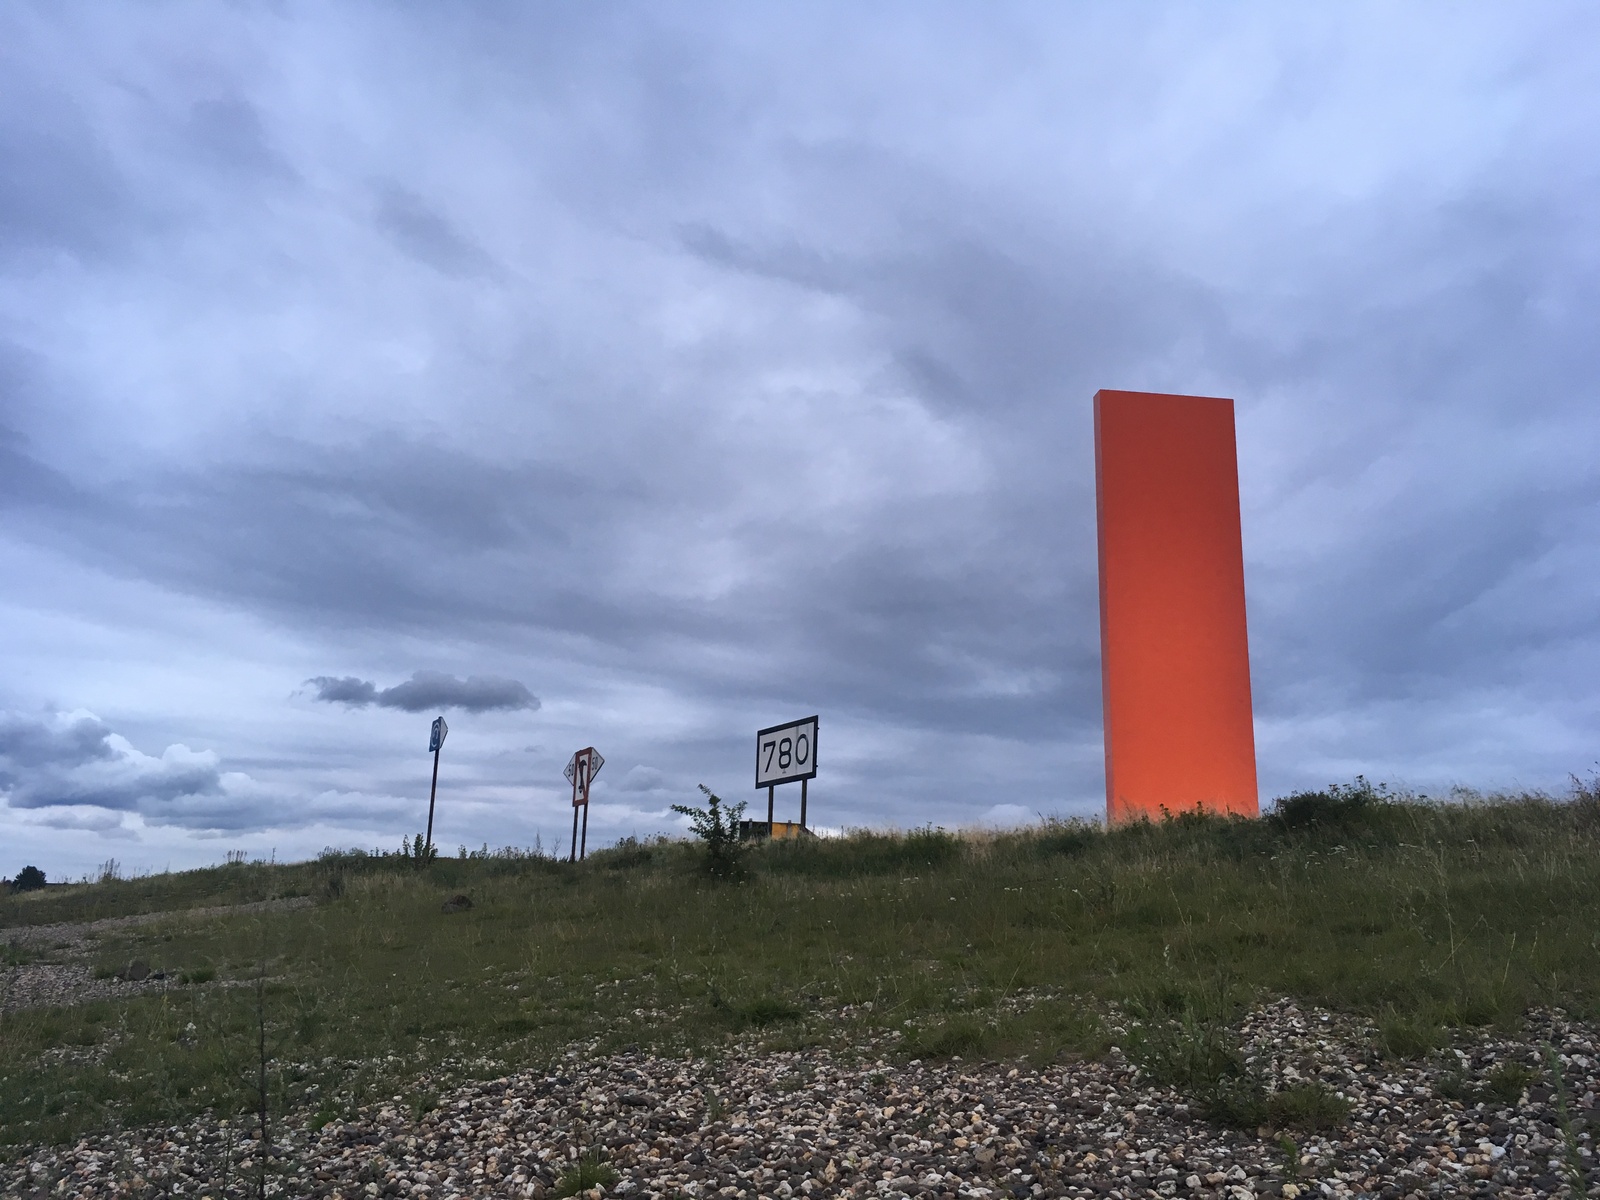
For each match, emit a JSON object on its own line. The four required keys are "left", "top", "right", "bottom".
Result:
{"left": 308, "top": 671, "right": 539, "bottom": 714}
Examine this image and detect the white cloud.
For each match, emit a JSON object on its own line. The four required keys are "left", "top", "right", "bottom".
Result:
{"left": 0, "top": 710, "right": 288, "bottom": 833}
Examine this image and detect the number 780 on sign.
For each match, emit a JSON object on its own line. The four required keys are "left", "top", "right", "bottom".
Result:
{"left": 755, "top": 715, "right": 819, "bottom": 788}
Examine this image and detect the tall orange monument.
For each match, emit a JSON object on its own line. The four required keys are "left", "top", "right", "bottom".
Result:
{"left": 1094, "top": 390, "right": 1258, "bottom": 822}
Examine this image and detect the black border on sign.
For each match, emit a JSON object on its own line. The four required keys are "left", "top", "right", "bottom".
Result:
{"left": 755, "top": 715, "right": 819, "bottom": 788}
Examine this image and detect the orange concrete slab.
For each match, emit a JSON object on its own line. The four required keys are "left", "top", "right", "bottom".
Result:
{"left": 1094, "top": 390, "right": 1258, "bottom": 822}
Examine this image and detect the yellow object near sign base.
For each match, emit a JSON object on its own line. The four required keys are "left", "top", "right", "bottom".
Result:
{"left": 738, "top": 820, "right": 810, "bottom": 841}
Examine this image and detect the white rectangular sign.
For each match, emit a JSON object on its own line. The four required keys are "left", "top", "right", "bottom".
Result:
{"left": 755, "top": 715, "right": 818, "bottom": 788}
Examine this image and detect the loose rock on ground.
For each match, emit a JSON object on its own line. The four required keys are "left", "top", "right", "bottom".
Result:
{"left": 3, "top": 999, "right": 1597, "bottom": 1199}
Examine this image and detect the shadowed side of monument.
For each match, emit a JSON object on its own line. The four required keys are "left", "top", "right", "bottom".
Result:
{"left": 1094, "top": 390, "right": 1258, "bottom": 822}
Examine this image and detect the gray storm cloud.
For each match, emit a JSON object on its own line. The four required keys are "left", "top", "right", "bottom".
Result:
{"left": 307, "top": 671, "right": 540, "bottom": 714}
{"left": 0, "top": 711, "right": 221, "bottom": 814}
{"left": 2, "top": 6, "right": 1600, "bottom": 874}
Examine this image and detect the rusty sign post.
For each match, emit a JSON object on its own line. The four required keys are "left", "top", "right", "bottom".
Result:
{"left": 564, "top": 746, "right": 604, "bottom": 862}
{"left": 753, "top": 715, "right": 817, "bottom": 838}
{"left": 424, "top": 716, "right": 447, "bottom": 858}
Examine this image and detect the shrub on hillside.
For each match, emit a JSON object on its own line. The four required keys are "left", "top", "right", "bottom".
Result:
{"left": 11, "top": 865, "right": 46, "bottom": 891}
{"left": 1268, "top": 776, "right": 1402, "bottom": 840}
{"left": 672, "top": 785, "right": 746, "bottom": 879}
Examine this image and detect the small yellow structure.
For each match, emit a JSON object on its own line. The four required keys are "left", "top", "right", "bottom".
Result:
{"left": 738, "top": 820, "right": 811, "bottom": 842}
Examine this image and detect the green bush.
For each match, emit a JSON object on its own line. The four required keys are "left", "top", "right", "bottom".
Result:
{"left": 11, "top": 866, "right": 46, "bottom": 892}
{"left": 1268, "top": 776, "right": 1403, "bottom": 841}
{"left": 671, "top": 786, "right": 747, "bottom": 879}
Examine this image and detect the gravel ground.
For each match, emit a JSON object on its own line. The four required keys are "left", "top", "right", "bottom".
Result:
{"left": 0, "top": 899, "right": 314, "bottom": 1014}
{"left": 3, "top": 999, "right": 1596, "bottom": 1200}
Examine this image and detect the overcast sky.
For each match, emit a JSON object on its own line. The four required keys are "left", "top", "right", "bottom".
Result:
{"left": 3, "top": 4, "right": 1599, "bottom": 878}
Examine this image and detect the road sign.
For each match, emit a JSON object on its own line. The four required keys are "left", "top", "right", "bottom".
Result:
{"left": 429, "top": 717, "right": 448, "bottom": 753}
{"left": 564, "top": 747, "right": 604, "bottom": 801}
{"left": 756, "top": 715, "right": 817, "bottom": 788}
{"left": 565, "top": 746, "right": 604, "bottom": 863}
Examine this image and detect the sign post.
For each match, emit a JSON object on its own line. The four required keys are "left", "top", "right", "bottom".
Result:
{"left": 753, "top": 715, "right": 818, "bottom": 839}
{"left": 425, "top": 716, "right": 448, "bottom": 857}
{"left": 563, "top": 747, "right": 604, "bottom": 862}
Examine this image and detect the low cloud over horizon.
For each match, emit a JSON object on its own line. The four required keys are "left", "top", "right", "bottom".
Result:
{"left": 307, "top": 671, "right": 540, "bottom": 715}
{"left": 0, "top": 709, "right": 272, "bottom": 834}
{"left": 3, "top": 6, "right": 1600, "bottom": 877}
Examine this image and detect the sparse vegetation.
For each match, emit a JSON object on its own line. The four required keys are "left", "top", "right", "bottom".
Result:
{"left": 1, "top": 784, "right": 1598, "bottom": 1150}
{"left": 1265, "top": 1081, "right": 1351, "bottom": 1132}
{"left": 554, "top": 1147, "right": 619, "bottom": 1197}
{"left": 1127, "top": 1004, "right": 1268, "bottom": 1128}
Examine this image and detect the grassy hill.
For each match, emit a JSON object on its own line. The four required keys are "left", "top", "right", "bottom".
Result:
{"left": 2, "top": 780, "right": 1598, "bottom": 1151}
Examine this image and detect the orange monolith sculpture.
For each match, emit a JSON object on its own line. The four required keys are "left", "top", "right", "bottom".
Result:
{"left": 1094, "top": 390, "right": 1258, "bottom": 822}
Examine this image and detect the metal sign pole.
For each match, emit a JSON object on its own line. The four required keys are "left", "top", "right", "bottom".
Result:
{"left": 766, "top": 784, "right": 774, "bottom": 831}
{"left": 425, "top": 743, "right": 440, "bottom": 855}
{"left": 800, "top": 777, "right": 807, "bottom": 830}
{"left": 569, "top": 768, "right": 579, "bottom": 864}
{"left": 423, "top": 717, "right": 448, "bottom": 861}
{"left": 563, "top": 746, "right": 604, "bottom": 863}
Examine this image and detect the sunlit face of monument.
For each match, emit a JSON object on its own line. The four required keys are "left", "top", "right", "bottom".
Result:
{"left": 1094, "top": 390, "right": 1259, "bottom": 822}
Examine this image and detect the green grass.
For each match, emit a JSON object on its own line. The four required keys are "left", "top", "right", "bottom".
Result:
{"left": 554, "top": 1148, "right": 619, "bottom": 1197}
{"left": 1, "top": 784, "right": 1598, "bottom": 1150}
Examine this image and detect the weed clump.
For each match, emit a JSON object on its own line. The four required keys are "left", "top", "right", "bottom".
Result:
{"left": 1130, "top": 1013, "right": 1352, "bottom": 1132}
{"left": 1438, "top": 1056, "right": 1538, "bottom": 1106}
{"left": 0, "top": 941, "right": 40, "bottom": 967}
{"left": 407, "top": 1089, "right": 439, "bottom": 1123}
{"left": 1378, "top": 1008, "right": 1448, "bottom": 1061}
{"left": 554, "top": 1148, "right": 617, "bottom": 1197}
{"left": 1128, "top": 1009, "right": 1267, "bottom": 1128}
{"left": 1264, "top": 1082, "right": 1351, "bottom": 1132}
{"left": 672, "top": 785, "right": 747, "bottom": 880}
{"left": 722, "top": 994, "right": 802, "bottom": 1029}
{"left": 904, "top": 1018, "right": 992, "bottom": 1060}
